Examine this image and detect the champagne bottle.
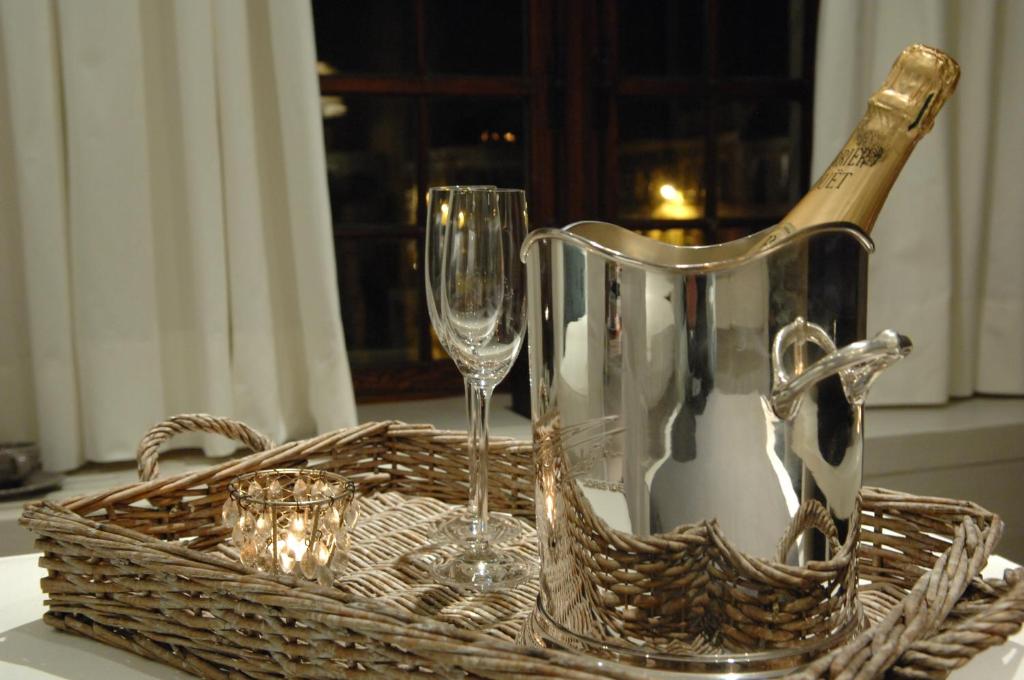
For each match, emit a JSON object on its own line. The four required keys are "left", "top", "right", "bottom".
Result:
{"left": 782, "top": 44, "right": 960, "bottom": 233}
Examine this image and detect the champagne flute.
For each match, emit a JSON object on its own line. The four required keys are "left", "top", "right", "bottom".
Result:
{"left": 431, "top": 187, "right": 530, "bottom": 590}
{"left": 425, "top": 186, "right": 520, "bottom": 545}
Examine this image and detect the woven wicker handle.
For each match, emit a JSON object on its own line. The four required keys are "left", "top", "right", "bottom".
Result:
{"left": 895, "top": 567, "right": 1024, "bottom": 675}
{"left": 136, "top": 414, "right": 275, "bottom": 482}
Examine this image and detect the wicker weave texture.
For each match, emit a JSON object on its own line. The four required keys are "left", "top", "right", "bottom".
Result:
{"left": 19, "top": 416, "right": 1024, "bottom": 679}
{"left": 529, "top": 425, "right": 862, "bottom": 663}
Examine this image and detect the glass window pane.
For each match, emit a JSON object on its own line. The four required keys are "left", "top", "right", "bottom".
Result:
{"left": 428, "top": 98, "right": 526, "bottom": 189}
{"left": 426, "top": 0, "right": 524, "bottom": 75}
{"left": 313, "top": 0, "right": 416, "bottom": 75}
{"left": 619, "top": 0, "right": 705, "bottom": 76}
{"left": 719, "top": 0, "right": 806, "bottom": 77}
{"left": 323, "top": 96, "right": 417, "bottom": 225}
{"left": 618, "top": 97, "right": 705, "bottom": 221}
{"left": 336, "top": 237, "right": 422, "bottom": 366}
{"left": 717, "top": 99, "right": 802, "bottom": 219}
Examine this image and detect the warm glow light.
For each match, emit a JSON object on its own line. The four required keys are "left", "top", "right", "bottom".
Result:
{"left": 226, "top": 469, "right": 356, "bottom": 583}
{"left": 440, "top": 202, "right": 450, "bottom": 223}
{"left": 278, "top": 530, "right": 308, "bottom": 564}
{"left": 659, "top": 183, "right": 683, "bottom": 202}
{"left": 654, "top": 181, "right": 700, "bottom": 220}
{"left": 288, "top": 532, "right": 308, "bottom": 561}
{"left": 457, "top": 210, "right": 466, "bottom": 228}
{"left": 504, "top": 131, "right": 516, "bottom": 143}
{"left": 278, "top": 545, "right": 295, "bottom": 573}
{"left": 321, "top": 95, "right": 347, "bottom": 119}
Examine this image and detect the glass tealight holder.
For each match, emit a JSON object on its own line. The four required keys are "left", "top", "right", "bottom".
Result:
{"left": 223, "top": 469, "right": 358, "bottom": 586}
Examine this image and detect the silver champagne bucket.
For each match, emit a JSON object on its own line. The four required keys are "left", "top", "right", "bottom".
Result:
{"left": 520, "top": 220, "right": 911, "bottom": 675}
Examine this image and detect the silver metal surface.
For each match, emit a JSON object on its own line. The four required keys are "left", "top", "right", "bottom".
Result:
{"left": 521, "top": 219, "right": 874, "bottom": 274}
{"left": 521, "top": 220, "right": 911, "bottom": 674}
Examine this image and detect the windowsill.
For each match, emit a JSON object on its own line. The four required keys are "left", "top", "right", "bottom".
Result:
{"left": 864, "top": 396, "right": 1024, "bottom": 477}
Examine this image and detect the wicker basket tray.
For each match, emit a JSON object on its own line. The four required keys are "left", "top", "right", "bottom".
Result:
{"left": 19, "top": 415, "right": 1024, "bottom": 679}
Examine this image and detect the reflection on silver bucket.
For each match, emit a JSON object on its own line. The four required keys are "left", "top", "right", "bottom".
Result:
{"left": 520, "top": 221, "right": 910, "bottom": 675}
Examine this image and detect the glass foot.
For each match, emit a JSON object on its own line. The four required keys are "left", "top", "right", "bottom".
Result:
{"left": 431, "top": 545, "right": 532, "bottom": 592}
{"left": 433, "top": 510, "right": 521, "bottom": 545}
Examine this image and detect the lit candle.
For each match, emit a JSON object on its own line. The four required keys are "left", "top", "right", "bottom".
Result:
{"left": 225, "top": 469, "right": 358, "bottom": 583}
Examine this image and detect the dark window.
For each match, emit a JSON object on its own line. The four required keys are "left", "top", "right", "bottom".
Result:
{"left": 425, "top": 1, "right": 525, "bottom": 75}
{"left": 313, "top": 0, "right": 818, "bottom": 401}
{"left": 619, "top": 0, "right": 706, "bottom": 76}
{"left": 314, "top": 0, "right": 416, "bottom": 75}
{"left": 592, "top": 0, "right": 817, "bottom": 241}
{"left": 617, "top": 98, "right": 707, "bottom": 221}
{"left": 428, "top": 98, "right": 527, "bottom": 189}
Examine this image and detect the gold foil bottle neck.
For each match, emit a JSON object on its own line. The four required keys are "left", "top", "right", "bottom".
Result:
{"left": 870, "top": 44, "right": 960, "bottom": 136}
{"left": 780, "top": 44, "right": 960, "bottom": 234}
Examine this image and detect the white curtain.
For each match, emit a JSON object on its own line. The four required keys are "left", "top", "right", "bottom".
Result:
{"left": 814, "top": 0, "right": 1024, "bottom": 404}
{"left": 0, "top": 0, "right": 357, "bottom": 471}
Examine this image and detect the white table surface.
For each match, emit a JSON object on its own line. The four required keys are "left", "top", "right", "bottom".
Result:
{"left": 0, "top": 552, "right": 1021, "bottom": 679}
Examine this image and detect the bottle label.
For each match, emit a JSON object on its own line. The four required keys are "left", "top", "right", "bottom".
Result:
{"left": 831, "top": 144, "right": 885, "bottom": 169}
{"left": 814, "top": 137, "right": 886, "bottom": 191}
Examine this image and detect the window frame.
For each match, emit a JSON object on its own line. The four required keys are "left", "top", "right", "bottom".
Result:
{"left": 317, "top": 0, "right": 554, "bottom": 401}
{"left": 560, "top": 0, "right": 819, "bottom": 240}
{"left": 315, "top": 0, "right": 819, "bottom": 402}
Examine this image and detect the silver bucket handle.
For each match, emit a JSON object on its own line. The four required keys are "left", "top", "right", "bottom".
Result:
{"left": 771, "top": 317, "right": 913, "bottom": 420}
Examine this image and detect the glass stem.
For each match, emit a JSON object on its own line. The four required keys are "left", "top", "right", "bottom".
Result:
{"left": 464, "top": 377, "right": 479, "bottom": 516}
{"left": 471, "top": 381, "right": 494, "bottom": 548}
